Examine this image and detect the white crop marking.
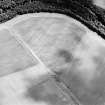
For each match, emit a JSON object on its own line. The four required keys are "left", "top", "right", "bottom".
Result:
{"left": 5, "top": 13, "right": 105, "bottom": 84}
{"left": 8, "top": 13, "right": 105, "bottom": 82}
{"left": 9, "top": 28, "right": 53, "bottom": 75}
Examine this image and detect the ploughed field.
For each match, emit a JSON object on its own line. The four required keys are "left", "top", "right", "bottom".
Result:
{"left": 0, "top": 14, "right": 105, "bottom": 105}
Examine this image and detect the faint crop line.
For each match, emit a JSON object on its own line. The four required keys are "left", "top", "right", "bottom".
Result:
{"left": 9, "top": 28, "right": 53, "bottom": 74}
